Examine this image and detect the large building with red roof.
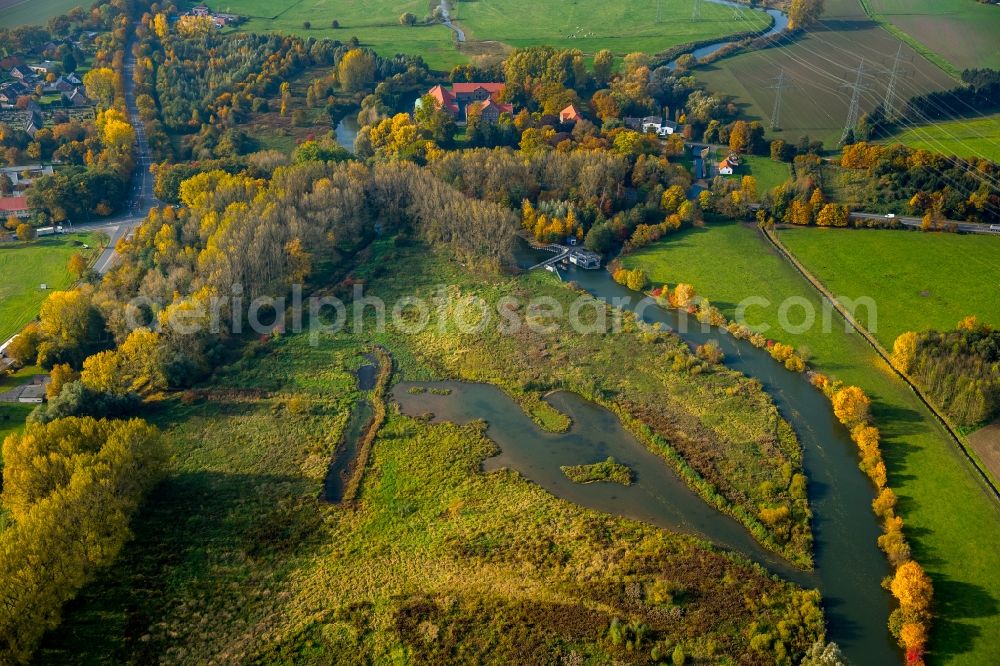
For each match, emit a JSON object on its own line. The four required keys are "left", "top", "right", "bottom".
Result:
{"left": 424, "top": 83, "right": 512, "bottom": 124}
{"left": 0, "top": 196, "right": 31, "bottom": 219}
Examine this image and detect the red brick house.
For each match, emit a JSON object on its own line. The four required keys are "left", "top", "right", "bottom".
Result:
{"left": 424, "top": 82, "right": 512, "bottom": 124}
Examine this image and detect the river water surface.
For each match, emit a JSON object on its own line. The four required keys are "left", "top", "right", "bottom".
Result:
{"left": 393, "top": 261, "right": 898, "bottom": 664}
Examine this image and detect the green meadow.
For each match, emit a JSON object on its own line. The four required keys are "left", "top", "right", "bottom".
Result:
{"left": 623, "top": 221, "right": 1000, "bottom": 664}
{"left": 452, "top": 0, "right": 770, "bottom": 55}
{"left": 0, "top": 232, "right": 101, "bottom": 344}
{"left": 193, "top": 0, "right": 769, "bottom": 70}
{"left": 0, "top": 0, "right": 83, "bottom": 28}
{"left": 888, "top": 115, "right": 1000, "bottom": 164}
{"left": 776, "top": 227, "right": 1000, "bottom": 349}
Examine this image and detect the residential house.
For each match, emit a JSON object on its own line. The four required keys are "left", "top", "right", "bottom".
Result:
{"left": 48, "top": 76, "right": 76, "bottom": 94}
{"left": 0, "top": 196, "right": 31, "bottom": 219}
{"left": 191, "top": 4, "right": 210, "bottom": 16}
{"left": 718, "top": 158, "right": 735, "bottom": 176}
{"left": 640, "top": 116, "right": 677, "bottom": 137}
{"left": 25, "top": 112, "right": 42, "bottom": 138}
{"left": 559, "top": 104, "right": 582, "bottom": 124}
{"left": 9, "top": 64, "right": 34, "bottom": 82}
{"left": 63, "top": 87, "right": 90, "bottom": 107}
{"left": 28, "top": 61, "right": 58, "bottom": 74}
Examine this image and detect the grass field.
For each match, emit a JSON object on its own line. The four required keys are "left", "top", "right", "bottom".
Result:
{"left": 0, "top": 364, "right": 43, "bottom": 470}
{"left": 695, "top": 0, "right": 956, "bottom": 149}
{"left": 0, "top": 0, "right": 82, "bottom": 28}
{"left": 0, "top": 232, "right": 101, "bottom": 344}
{"left": 887, "top": 114, "right": 1000, "bottom": 164}
{"left": 623, "top": 221, "right": 1000, "bottom": 664}
{"left": 776, "top": 227, "right": 1000, "bottom": 349}
{"left": 452, "top": 0, "right": 770, "bottom": 56}
{"left": 191, "top": 0, "right": 769, "bottom": 70}
{"left": 862, "top": 0, "right": 1000, "bottom": 72}
{"left": 740, "top": 154, "right": 791, "bottom": 193}
{"left": 37, "top": 250, "right": 821, "bottom": 663}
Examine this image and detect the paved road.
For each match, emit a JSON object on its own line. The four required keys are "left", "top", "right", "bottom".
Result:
{"left": 83, "top": 22, "right": 161, "bottom": 275}
{"left": 850, "top": 212, "right": 998, "bottom": 235}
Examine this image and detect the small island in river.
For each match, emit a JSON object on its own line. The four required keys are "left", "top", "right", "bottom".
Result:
{"left": 560, "top": 457, "right": 633, "bottom": 486}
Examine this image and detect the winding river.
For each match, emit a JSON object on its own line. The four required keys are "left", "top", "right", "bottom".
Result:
{"left": 668, "top": 0, "right": 788, "bottom": 70}
{"left": 394, "top": 258, "right": 898, "bottom": 665}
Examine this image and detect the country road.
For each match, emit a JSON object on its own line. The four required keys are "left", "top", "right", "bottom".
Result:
{"left": 437, "top": 0, "right": 465, "bottom": 42}
{"left": 850, "top": 211, "right": 998, "bottom": 234}
{"left": 84, "top": 22, "right": 161, "bottom": 276}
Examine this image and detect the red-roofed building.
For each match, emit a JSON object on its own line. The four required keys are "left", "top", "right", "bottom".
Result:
{"left": 0, "top": 196, "right": 31, "bottom": 219}
{"left": 423, "top": 82, "right": 512, "bottom": 124}
{"left": 718, "top": 158, "right": 735, "bottom": 176}
{"left": 469, "top": 98, "right": 513, "bottom": 124}
{"left": 559, "top": 104, "right": 582, "bottom": 124}
{"left": 427, "top": 84, "right": 459, "bottom": 114}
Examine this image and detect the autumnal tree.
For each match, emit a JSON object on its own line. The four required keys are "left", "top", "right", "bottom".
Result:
{"left": 0, "top": 416, "right": 163, "bottom": 663}
{"left": 6, "top": 323, "right": 41, "bottom": 365}
{"left": 872, "top": 487, "right": 897, "bottom": 519}
{"left": 399, "top": 12, "right": 417, "bottom": 26}
{"left": 593, "top": 49, "right": 614, "bottom": 86}
{"left": 815, "top": 203, "right": 848, "bottom": 227}
{"left": 37, "top": 288, "right": 97, "bottom": 366}
{"left": 67, "top": 252, "right": 88, "bottom": 278}
{"left": 787, "top": 199, "right": 812, "bottom": 225}
{"left": 81, "top": 328, "right": 167, "bottom": 396}
{"left": 891, "top": 331, "right": 919, "bottom": 373}
{"left": 789, "top": 0, "right": 825, "bottom": 29}
{"left": 591, "top": 89, "right": 621, "bottom": 121}
{"left": 83, "top": 67, "right": 116, "bottom": 108}
{"left": 729, "top": 120, "right": 750, "bottom": 153}
{"left": 891, "top": 560, "right": 933, "bottom": 617}
{"left": 338, "top": 49, "right": 376, "bottom": 92}
{"left": 661, "top": 184, "right": 686, "bottom": 213}
{"left": 671, "top": 283, "right": 697, "bottom": 308}
{"left": 832, "top": 385, "right": 871, "bottom": 427}
{"left": 47, "top": 363, "right": 79, "bottom": 399}
{"left": 15, "top": 223, "right": 34, "bottom": 242}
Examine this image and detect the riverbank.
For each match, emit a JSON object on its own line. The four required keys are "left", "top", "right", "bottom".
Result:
{"left": 621, "top": 220, "right": 1000, "bottom": 664}
{"left": 36, "top": 264, "right": 825, "bottom": 663}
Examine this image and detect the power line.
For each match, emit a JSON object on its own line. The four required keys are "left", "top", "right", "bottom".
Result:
{"left": 883, "top": 43, "right": 904, "bottom": 121}
{"left": 767, "top": 67, "right": 795, "bottom": 131}
{"left": 841, "top": 58, "right": 870, "bottom": 144}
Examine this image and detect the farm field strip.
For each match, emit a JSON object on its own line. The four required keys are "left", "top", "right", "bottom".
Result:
{"left": 862, "top": 0, "right": 1000, "bottom": 72}
{"left": 695, "top": 0, "right": 956, "bottom": 149}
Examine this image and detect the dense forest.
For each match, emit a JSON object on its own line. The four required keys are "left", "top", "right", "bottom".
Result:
{"left": 893, "top": 318, "right": 1000, "bottom": 427}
